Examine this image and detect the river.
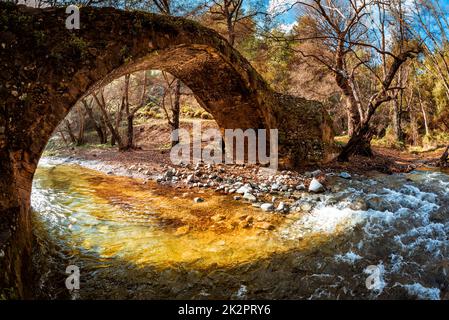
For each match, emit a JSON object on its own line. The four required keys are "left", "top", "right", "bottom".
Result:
{"left": 31, "top": 158, "right": 449, "bottom": 299}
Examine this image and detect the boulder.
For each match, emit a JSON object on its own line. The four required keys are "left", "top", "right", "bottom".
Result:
{"left": 308, "top": 178, "right": 325, "bottom": 193}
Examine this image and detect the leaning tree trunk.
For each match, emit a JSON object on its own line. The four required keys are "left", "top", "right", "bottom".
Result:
{"left": 82, "top": 99, "right": 107, "bottom": 144}
{"left": 439, "top": 145, "right": 449, "bottom": 167}
{"left": 337, "top": 122, "right": 374, "bottom": 162}
{"left": 64, "top": 119, "right": 76, "bottom": 144}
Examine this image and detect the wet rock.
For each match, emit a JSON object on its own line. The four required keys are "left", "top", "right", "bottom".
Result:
{"left": 261, "top": 203, "right": 274, "bottom": 212}
{"left": 300, "top": 202, "right": 314, "bottom": 212}
{"left": 366, "top": 197, "right": 390, "bottom": 212}
{"left": 255, "top": 222, "right": 275, "bottom": 230}
{"left": 174, "top": 225, "right": 190, "bottom": 236}
{"left": 193, "top": 197, "right": 204, "bottom": 203}
{"left": 211, "top": 214, "right": 226, "bottom": 222}
{"left": 311, "top": 170, "right": 322, "bottom": 177}
{"left": 430, "top": 208, "right": 447, "bottom": 223}
{"left": 186, "top": 174, "right": 196, "bottom": 183}
{"left": 339, "top": 172, "right": 352, "bottom": 179}
{"left": 308, "top": 178, "right": 324, "bottom": 193}
{"left": 243, "top": 192, "right": 257, "bottom": 202}
{"left": 237, "top": 185, "right": 252, "bottom": 194}
{"left": 276, "top": 202, "right": 288, "bottom": 213}
{"left": 349, "top": 198, "right": 368, "bottom": 211}
{"left": 233, "top": 196, "right": 242, "bottom": 201}
{"left": 239, "top": 220, "right": 251, "bottom": 229}
{"left": 164, "top": 168, "right": 175, "bottom": 179}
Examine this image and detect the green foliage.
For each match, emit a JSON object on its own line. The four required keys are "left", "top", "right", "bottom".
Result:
{"left": 372, "top": 127, "right": 406, "bottom": 149}
{"left": 422, "top": 131, "right": 449, "bottom": 148}
{"left": 238, "top": 29, "right": 294, "bottom": 92}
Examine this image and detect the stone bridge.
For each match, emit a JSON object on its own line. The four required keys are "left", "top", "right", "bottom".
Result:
{"left": 0, "top": 3, "right": 333, "bottom": 298}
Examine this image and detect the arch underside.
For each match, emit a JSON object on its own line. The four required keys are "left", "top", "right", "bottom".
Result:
{"left": 0, "top": 4, "right": 333, "bottom": 298}
{"left": 88, "top": 45, "right": 268, "bottom": 131}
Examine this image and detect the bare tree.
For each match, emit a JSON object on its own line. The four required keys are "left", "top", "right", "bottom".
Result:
{"left": 81, "top": 97, "right": 108, "bottom": 144}
{"left": 122, "top": 72, "right": 152, "bottom": 150}
{"left": 206, "top": 0, "right": 261, "bottom": 47}
{"left": 284, "top": 0, "right": 420, "bottom": 160}
{"left": 93, "top": 89, "right": 126, "bottom": 150}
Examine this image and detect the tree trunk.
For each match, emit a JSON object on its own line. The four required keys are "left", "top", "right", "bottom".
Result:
{"left": 170, "top": 79, "right": 181, "bottom": 147}
{"left": 226, "top": 17, "right": 236, "bottom": 47}
{"left": 126, "top": 114, "right": 134, "bottom": 150}
{"left": 439, "top": 145, "right": 449, "bottom": 167}
{"left": 82, "top": 99, "right": 107, "bottom": 144}
{"left": 347, "top": 108, "right": 355, "bottom": 137}
{"left": 337, "top": 122, "right": 374, "bottom": 162}
{"left": 76, "top": 105, "right": 85, "bottom": 146}
{"left": 93, "top": 92, "right": 125, "bottom": 149}
{"left": 392, "top": 98, "right": 403, "bottom": 142}
{"left": 417, "top": 88, "right": 430, "bottom": 136}
{"left": 409, "top": 107, "right": 418, "bottom": 146}
{"left": 59, "top": 130, "right": 68, "bottom": 146}
{"left": 64, "top": 119, "right": 76, "bottom": 144}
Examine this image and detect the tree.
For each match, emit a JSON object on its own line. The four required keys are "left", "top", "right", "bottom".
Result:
{"left": 81, "top": 97, "right": 108, "bottom": 144}
{"left": 122, "top": 72, "right": 152, "bottom": 150}
{"left": 93, "top": 88, "right": 126, "bottom": 150}
{"left": 205, "top": 0, "right": 262, "bottom": 47}
{"left": 158, "top": 71, "right": 182, "bottom": 146}
{"left": 285, "top": 0, "right": 420, "bottom": 161}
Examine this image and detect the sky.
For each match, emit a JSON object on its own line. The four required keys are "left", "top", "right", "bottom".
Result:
{"left": 264, "top": 0, "right": 299, "bottom": 31}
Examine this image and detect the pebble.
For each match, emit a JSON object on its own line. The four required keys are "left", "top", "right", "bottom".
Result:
{"left": 243, "top": 192, "right": 257, "bottom": 202}
{"left": 261, "top": 203, "right": 275, "bottom": 212}
{"left": 193, "top": 197, "right": 204, "bottom": 203}
{"left": 276, "top": 202, "right": 287, "bottom": 212}
{"left": 339, "top": 172, "right": 352, "bottom": 179}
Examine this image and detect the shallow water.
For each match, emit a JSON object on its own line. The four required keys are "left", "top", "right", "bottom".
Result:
{"left": 31, "top": 159, "right": 449, "bottom": 299}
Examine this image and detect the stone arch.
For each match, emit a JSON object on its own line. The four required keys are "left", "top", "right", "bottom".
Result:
{"left": 0, "top": 3, "right": 333, "bottom": 298}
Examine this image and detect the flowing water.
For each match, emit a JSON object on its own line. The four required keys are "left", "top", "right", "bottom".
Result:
{"left": 31, "top": 158, "right": 449, "bottom": 299}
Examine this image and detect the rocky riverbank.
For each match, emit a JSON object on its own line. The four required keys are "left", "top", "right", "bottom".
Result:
{"left": 44, "top": 155, "right": 375, "bottom": 217}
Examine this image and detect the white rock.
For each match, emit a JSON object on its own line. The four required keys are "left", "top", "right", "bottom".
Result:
{"left": 276, "top": 202, "right": 287, "bottom": 212}
{"left": 308, "top": 178, "right": 325, "bottom": 193}
{"left": 243, "top": 192, "right": 257, "bottom": 202}
{"left": 261, "top": 203, "right": 275, "bottom": 212}
{"left": 236, "top": 185, "right": 252, "bottom": 194}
